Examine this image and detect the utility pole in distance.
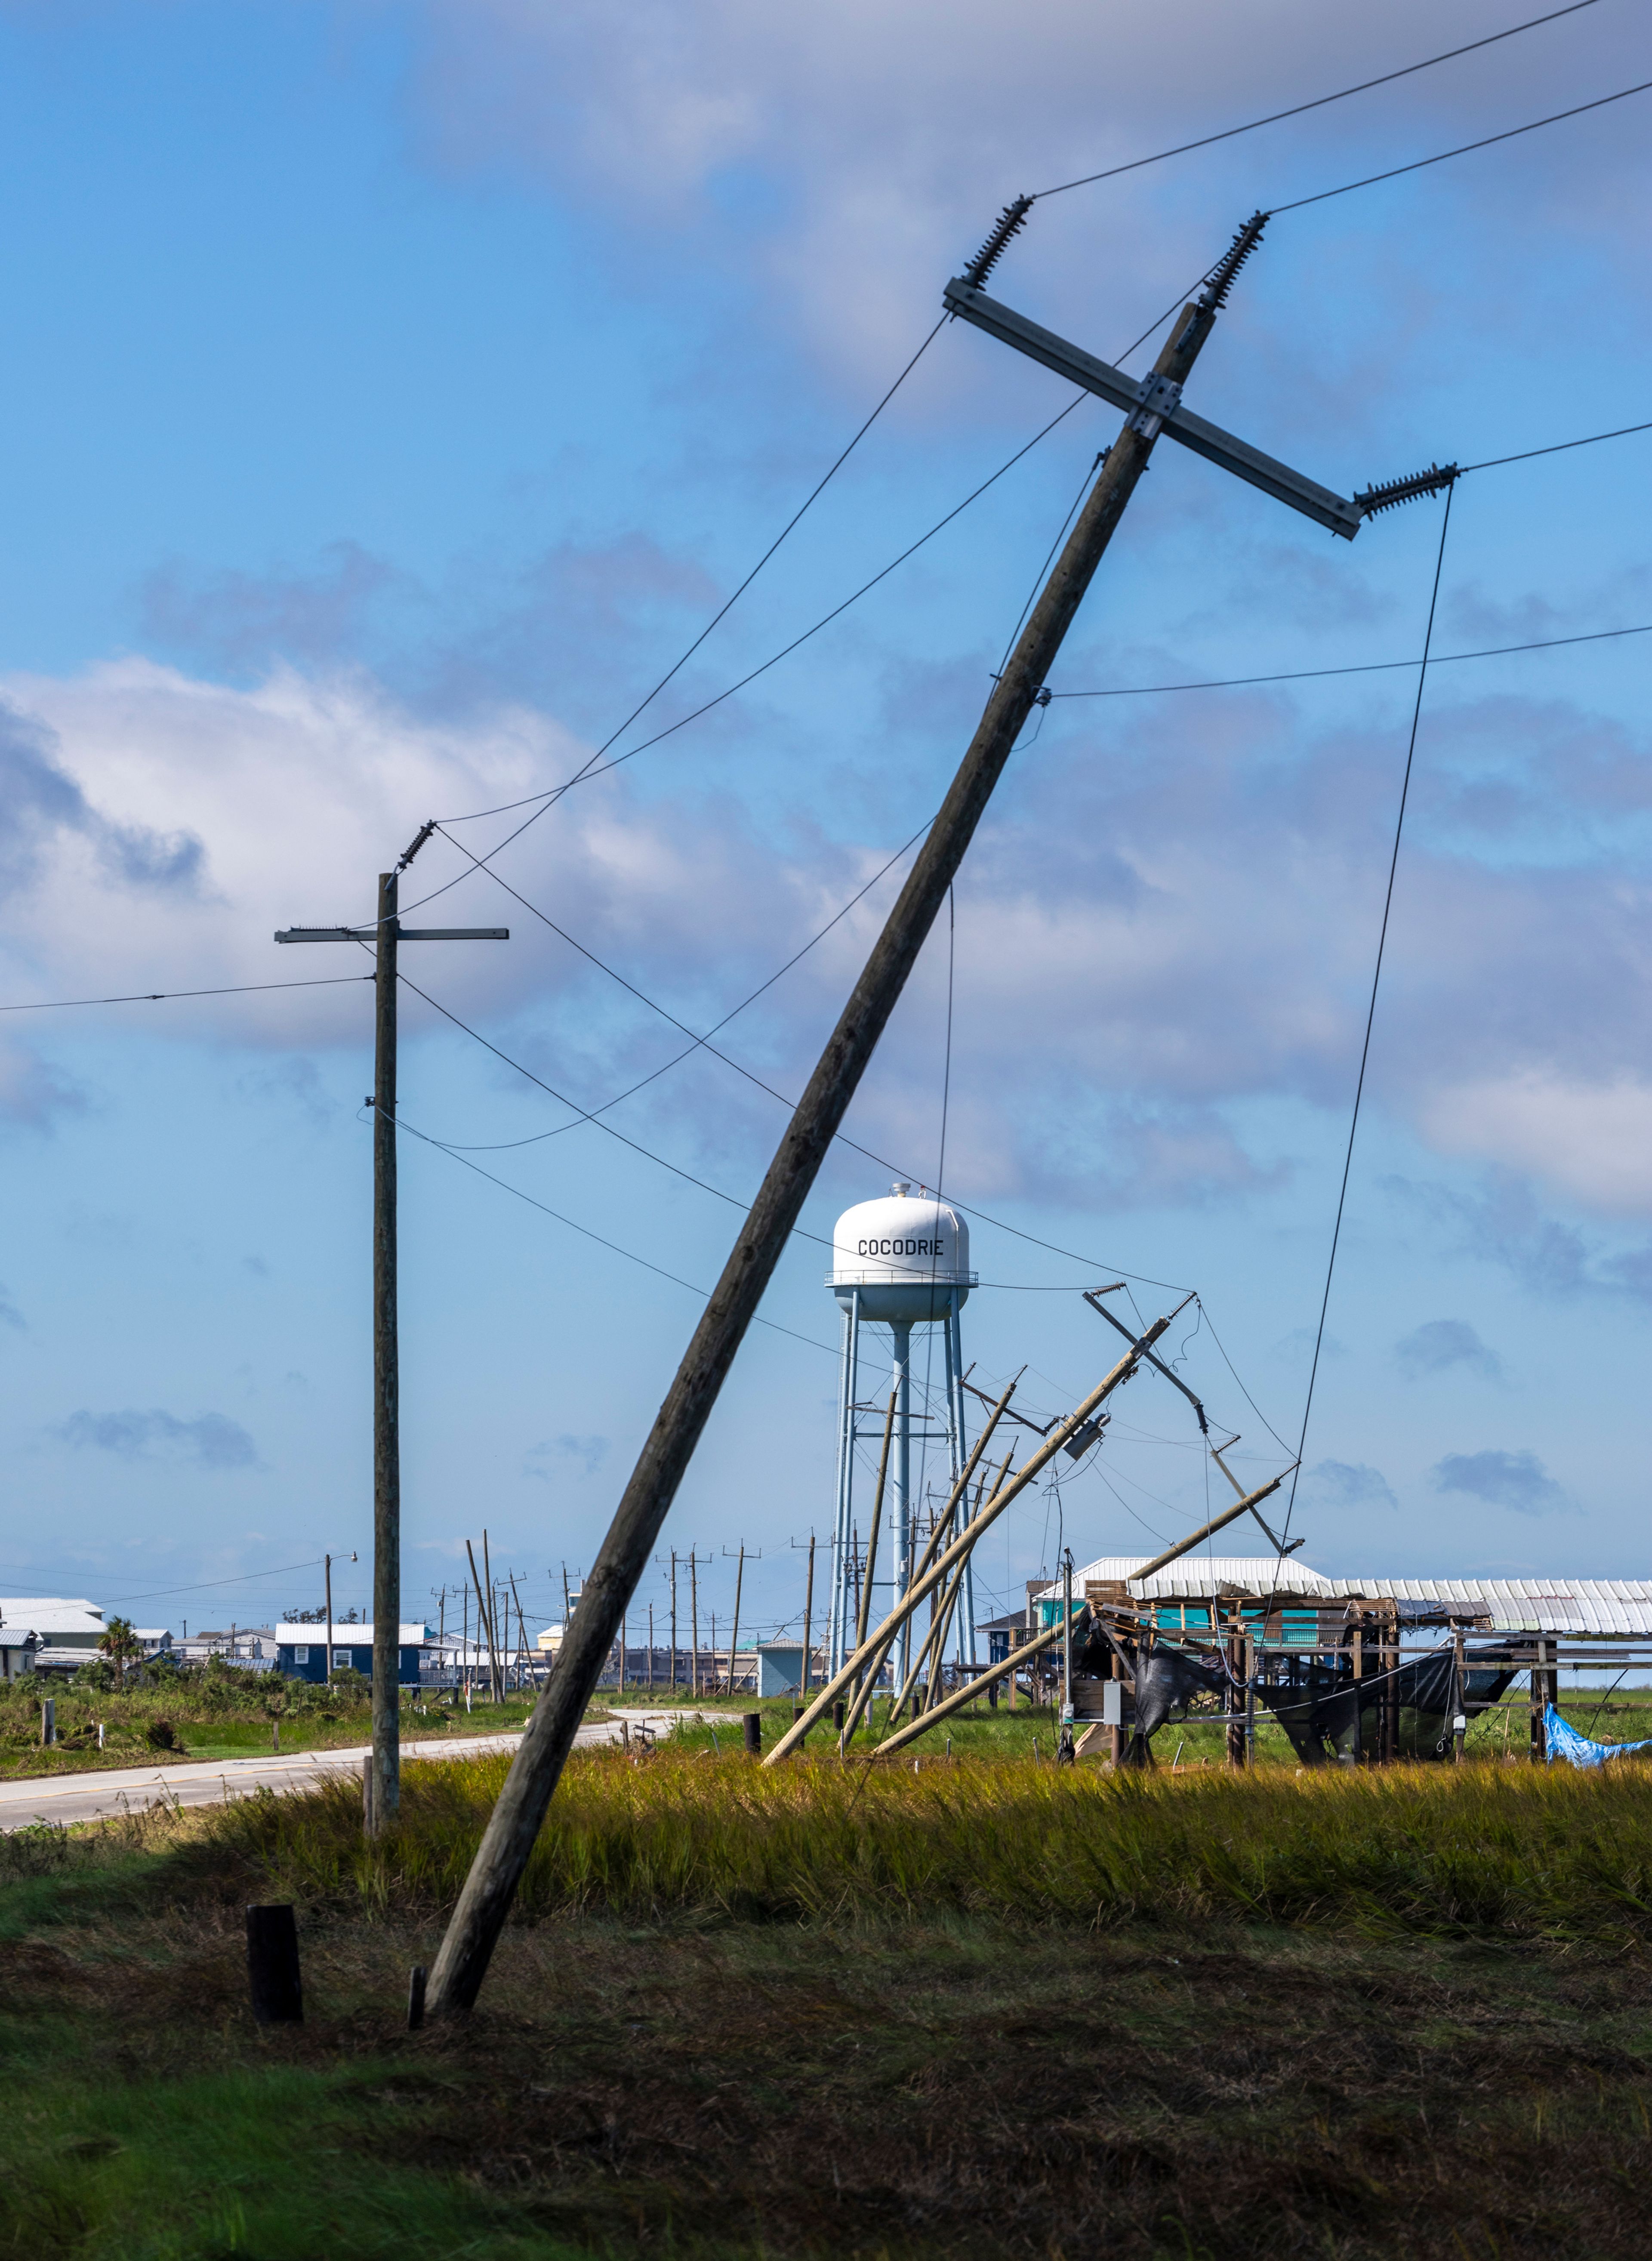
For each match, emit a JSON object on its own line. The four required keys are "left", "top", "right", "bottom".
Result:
{"left": 277, "top": 824, "right": 508, "bottom": 1837}
{"left": 426, "top": 206, "right": 1453, "bottom": 2017}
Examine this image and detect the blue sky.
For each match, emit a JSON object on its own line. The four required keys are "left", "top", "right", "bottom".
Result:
{"left": 0, "top": 0, "right": 1648, "bottom": 1643}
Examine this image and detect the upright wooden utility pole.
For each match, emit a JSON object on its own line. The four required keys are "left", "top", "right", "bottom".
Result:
{"left": 426, "top": 204, "right": 1437, "bottom": 2015}
{"left": 690, "top": 1552, "right": 700, "bottom": 1697}
{"left": 801, "top": 1534, "right": 816, "bottom": 1700}
{"left": 727, "top": 1545, "right": 746, "bottom": 1699}
{"left": 277, "top": 827, "right": 507, "bottom": 1834}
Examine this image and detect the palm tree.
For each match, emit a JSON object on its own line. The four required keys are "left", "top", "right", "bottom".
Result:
{"left": 98, "top": 1615, "right": 141, "bottom": 1687}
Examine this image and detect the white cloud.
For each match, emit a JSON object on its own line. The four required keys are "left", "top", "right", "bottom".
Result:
{"left": 1419, "top": 1073, "right": 1652, "bottom": 1217}
{"left": 409, "top": 0, "right": 1648, "bottom": 384}
{"left": 5, "top": 644, "right": 1652, "bottom": 1235}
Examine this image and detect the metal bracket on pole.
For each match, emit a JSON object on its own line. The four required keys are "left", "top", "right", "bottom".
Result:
{"left": 942, "top": 277, "right": 1365, "bottom": 540}
{"left": 276, "top": 927, "right": 509, "bottom": 943}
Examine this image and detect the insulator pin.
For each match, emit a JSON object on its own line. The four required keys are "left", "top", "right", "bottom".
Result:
{"left": 963, "top": 195, "right": 1035, "bottom": 290}
{"left": 1197, "top": 211, "right": 1269, "bottom": 312}
{"left": 1353, "top": 462, "right": 1460, "bottom": 517}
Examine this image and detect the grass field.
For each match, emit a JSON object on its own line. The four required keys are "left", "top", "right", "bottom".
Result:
{"left": 616, "top": 1681, "right": 1652, "bottom": 1771}
{"left": 5, "top": 1739, "right": 1652, "bottom": 2258}
{"left": 0, "top": 1675, "right": 551, "bottom": 1778}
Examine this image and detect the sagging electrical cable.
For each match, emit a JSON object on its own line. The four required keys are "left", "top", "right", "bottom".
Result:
{"left": 1271, "top": 479, "right": 1458, "bottom": 1575}
{"left": 405, "top": 817, "right": 936, "bottom": 1157}
{"left": 382, "top": 1101, "right": 840, "bottom": 1360}
{"left": 398, "top": 290, "right": 1208, "bottom": 927}
{"left": 1269, "top": 74, "right": 1652, "bottom": 213}
{"left": 440, "top": 316, "right": 947, "bottom": 835}
{"left": 409, "top": 835, "right": 1191, "bottom": 1290}
{"left": 1032, "top": 0, "right": 1610, "bottom": 197}
{"left": 0, "top": 975, "right": 373, "bottom": 1015}
{"left": 1048, "top": 619, "right": 1650, "bottom": 701}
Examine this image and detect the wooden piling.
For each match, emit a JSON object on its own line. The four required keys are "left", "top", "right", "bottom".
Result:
{"left": 246, "top": 1905, "right": 303, "bottom": 2025}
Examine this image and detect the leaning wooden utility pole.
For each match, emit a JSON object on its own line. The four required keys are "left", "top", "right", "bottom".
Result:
{"left": 277, "top": 829, "right": 507, "bottom": 1836}
{"left": 425, "top": 200, "right": 1432, "bottom": 2015}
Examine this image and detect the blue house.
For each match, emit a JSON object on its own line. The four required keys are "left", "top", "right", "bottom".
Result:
{"left": 274, "top": 1622, "right": 430, "bottom": 1687}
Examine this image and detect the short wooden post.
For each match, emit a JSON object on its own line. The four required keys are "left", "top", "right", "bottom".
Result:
{"left": 1530, "top": 1636, "right": 1548, "bottom": 1761}
{"left": 1225, "top": 1605, "right": 1246, "bottom": 1768}
{"left": 40, "top": 1697, "right": 55, "bottom": 1746}
{"left": 743, "top": 1711, "right": 761, "bottom": 1756}
{"left": 246, "top": 1904, "right": 303, "bottom": 2024}
{"left": 1351, "top": 1617, "right": 1364, "bottom": 1764}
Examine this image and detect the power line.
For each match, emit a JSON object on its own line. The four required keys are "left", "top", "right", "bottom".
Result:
{"left": 1275, "top": 481, "right": 1458, "bottom": 1567}
{"left": 0, "top": 974, "right": 373, "bottom": 1015}
{"left": 413, "top": 819, "right": 935, "bottom": 1156}
{"left": 396, "top": 963, "right": 844, "bottom": 1262}
{"left": 1033, "top": 0, "right": 1608, "bottom": 196}
{"left": 414, "top": 839, "right": 1190, "bottom": 1290}
{"left": 439, "top": 315, "right": 947, "bottom": 833}
{"left": 388, "top": 1104, "right": 839, "bottom": 1359}
{"left": 97, "top": 1557, "right": 339, "bottom": 1607}
{"left": 418, "top": 390, "right": 1095, "bottom": 861}
{"left": 1271, "top": 74, "right": 1652, "bottom": 213}
{"left": 1048, "top": 620, "right": 1652, "bottom": 700}
{"left": 1462, "top": 419, "right": 1652, "bottom": 472}
{"left": 403, "top": 295, "right": 1198, "bottom": 919}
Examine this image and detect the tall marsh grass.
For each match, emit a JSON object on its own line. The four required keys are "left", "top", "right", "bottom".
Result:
{"left": 203, "top": 1747, "right": 1652, "bottom": 1944}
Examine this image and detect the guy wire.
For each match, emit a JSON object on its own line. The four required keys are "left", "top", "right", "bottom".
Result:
{"left": 1273, "top": 480, "right": 1458, "bottom": 1571}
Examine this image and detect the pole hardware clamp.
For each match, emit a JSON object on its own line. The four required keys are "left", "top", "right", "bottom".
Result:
{"left": 1128, "top": 372, "right": 1184, "bottom": 438}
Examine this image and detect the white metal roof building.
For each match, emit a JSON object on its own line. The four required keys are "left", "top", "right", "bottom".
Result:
{"left": 0, "top": 1598, "right": 110, "bottom": 1645}
{"left": 1353, "top": 1579, "right": 1652, "bottom": 1637}
{"left": 1039, "top": 1564, "right": 1652, "bottom": 1636}
{"left": 1063, "top": 1555, "right": 1342, "bottom": 1599}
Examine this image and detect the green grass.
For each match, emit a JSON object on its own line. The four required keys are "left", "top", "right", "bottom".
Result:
{"left": 6, "top": 1767, "right": 1652, "bottom": 2258}
{"left": 611, "top": 1683, "right": 1652, "bottom": 1771}
{"left": 0, "top": 1677, "right": 547, "bottom": 1778}
{"left": 183, "top": 1742, "right": 1652, "bottom": 1947}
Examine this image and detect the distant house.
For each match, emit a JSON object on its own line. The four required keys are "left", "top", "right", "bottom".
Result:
{"left": 273, "top": 1623, "right": 432, "bottom": 1686}
{"left": 0, "top": 1598, "right": 170, "bottom": 1678}
{"left": 172, "top": 1627, "right": 283, "bottom": 1671}
{"left": 0, "top": 1625, "right": 39, "bottom": 1681}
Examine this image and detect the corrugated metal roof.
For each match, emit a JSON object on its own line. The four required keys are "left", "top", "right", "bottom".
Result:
{"left": 1045, "top": 1565, "right": 1652, "bottom": 1632}
{"left": 271, "top": 1623, "right": 431, "bottom": 1646}
{"left": 0, "top": 1598, "right": 105, "bottom": 1637}
{"left": 1354, "top": 1579, "right": 1652, "bottom": 1635}
{"left": 1064, "top": 1555, "right": 1341, "bottom": 1598}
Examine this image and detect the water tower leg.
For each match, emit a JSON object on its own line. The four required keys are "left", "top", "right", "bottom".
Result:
{"left": 828, "top": 1292, "right": 860, "bottom": 1676}
{"left": 891, "top": 1319, "right": 912, "bottom": 1690}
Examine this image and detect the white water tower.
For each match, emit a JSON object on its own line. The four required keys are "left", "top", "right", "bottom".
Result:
{"left": 827, "top": 1183, "right": 977, "bottom": 1687}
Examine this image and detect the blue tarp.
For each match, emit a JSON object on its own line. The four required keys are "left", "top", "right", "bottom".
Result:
{"left": 1544, "top": 1702, "right": 1652, "bottom": 1769}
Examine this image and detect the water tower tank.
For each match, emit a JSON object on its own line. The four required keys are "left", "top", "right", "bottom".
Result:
{"left": 831, "top": 1182, "right": 973, "bottom": 1323}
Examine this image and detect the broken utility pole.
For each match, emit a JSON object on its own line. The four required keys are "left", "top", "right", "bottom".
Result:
{"left": 277, "top": 829, "right": 507, "bottom": 1835}
{"left": 425, "top": 204, "right": 1450, "bottom": 2016}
